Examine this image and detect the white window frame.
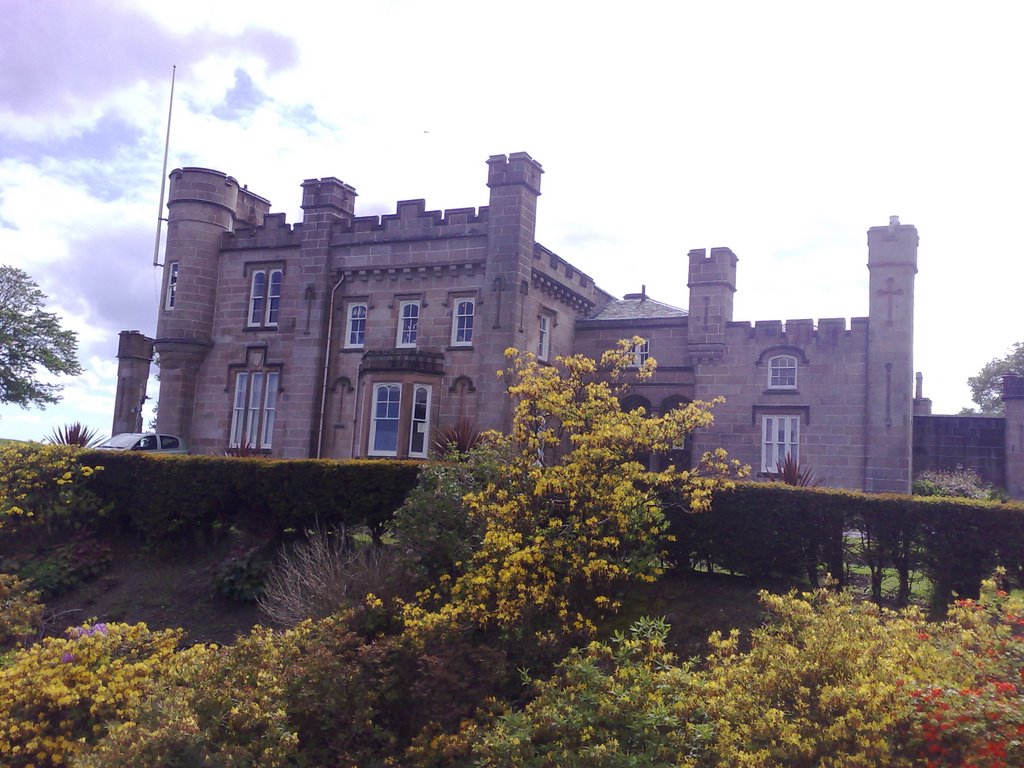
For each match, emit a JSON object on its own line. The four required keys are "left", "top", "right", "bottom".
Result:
{"left": 369, "top": 383, "right": 402, "bottom": 456}
{"left": 768, "top": 354, "right": 798, "bottom": 389}
{"left": 229, "top": 370, "right": 279, "bottom": 449}
{"left": 397, "top": 301, "right": 419, "bottom": 348}
{"left": 345, "top": 303, "right": 368, "bottom": 348}
{"left": 261, "top": 372, "right": 278, "bottom": 448}
{"left": 164, "top": 262, "right": 179, "bottom": 310}
{"left": 408, "top": 384, "right": 432, "bottom": 458}
{"left": 248, "top": 268, "right": 283, "bottom": 328}
{"left": 632, "top": 339, "right": 650, "bottom": 367}
{"left": 450, "top": 298, "right": 475, "bottom": 346}
{"left": 538, "top": 314, "right": 551, "bottom": 361}
{"left": 761, "top": 414, "right": 800, "bottom": 473}
{"left": 265, "top": 269, "right": 282, "bottom": 326}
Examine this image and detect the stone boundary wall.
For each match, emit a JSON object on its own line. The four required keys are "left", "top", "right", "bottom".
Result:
{"left": 913, "top": 414, "right": 1005, "bottom": 486}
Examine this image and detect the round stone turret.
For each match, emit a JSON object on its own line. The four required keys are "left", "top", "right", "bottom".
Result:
{"left": 153, "top": 168, "right": 270, "bottom": 441}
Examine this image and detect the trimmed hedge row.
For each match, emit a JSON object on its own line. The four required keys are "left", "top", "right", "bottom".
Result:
{"left": 79, "top": 452, "right": 422, "bottom": 545}
{"left": 669, "top": 481, "right": 1024, "bottom": 611}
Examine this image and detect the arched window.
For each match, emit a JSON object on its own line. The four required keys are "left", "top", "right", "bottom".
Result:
{"left": 621, "top": 395, "right": 651, "bottom": 414}
{"left": 397, "top": 301, "right": 419, "bottom": 348}
{"left": 768, "top": 355, "right": 798, "bottom": 389}
{"left": 451, "top": 299, "right": 475, "bottom": 346}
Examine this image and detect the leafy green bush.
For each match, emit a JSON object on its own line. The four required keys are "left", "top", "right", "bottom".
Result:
{"left": 387, "top": 444, "right": 507, "bottom": 585}
{"left": 79, "top": 452, "right": 422, "bottom": 545}
{"left": 14, "top": 539, "right": 112, "bottom": 598}
{"left": 470, "top": 616, "right": 710, "bottom": 767}
{"left": 673, "top": 481, "right": 1024, "bottom": 610}
{"left": 214, "top": 545, "right": 270, "bottom": 603}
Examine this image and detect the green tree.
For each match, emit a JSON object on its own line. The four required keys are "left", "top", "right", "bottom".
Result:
{"left": 968, "top": 341, "right": 1024, "bottom": 415}
{"left": 0, "top": 265, "right": 82, "bottom": 409}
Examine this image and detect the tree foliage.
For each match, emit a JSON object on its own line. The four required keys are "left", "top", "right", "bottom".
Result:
{"left": 968, "top": 341, "right": 1024, "bottom": 415}
{"left": 0, "top": 265, "right": 82, "bottom": 409}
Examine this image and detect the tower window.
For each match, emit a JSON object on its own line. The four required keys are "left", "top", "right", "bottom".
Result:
{"left": 165, "top": 262, "right": 179, "bottom": 310}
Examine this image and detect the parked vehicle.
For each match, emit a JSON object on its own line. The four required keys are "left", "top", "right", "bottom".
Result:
{"left": 95, "top": 433, "right": 189, "bottom": 454}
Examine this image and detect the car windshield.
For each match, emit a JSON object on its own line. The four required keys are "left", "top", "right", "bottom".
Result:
{"left": 99, "top": 434, "right": 144, "bottom": 449}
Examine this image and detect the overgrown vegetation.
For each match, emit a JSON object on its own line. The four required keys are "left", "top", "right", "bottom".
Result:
{"left": 3, "top": 342, "right": 1024, "bottom": 766}
{"left": 259, "top": 524, "right": 411, "bottom": 629}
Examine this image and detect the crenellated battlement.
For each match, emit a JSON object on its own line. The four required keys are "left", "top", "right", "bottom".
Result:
{"left": 168, "top": 167, "right": 271, "bottom": 226}
{"left": 687, "top": 247, "right": 738, "bottom": 288}
{"left": 224, "top": 211, "right": 302, "bottom": 249}
{"left": 724, "top": 316, "right": 869, "bottom": 347}
{"left": 332, "top": 199, "right": 489, "bottom": 244}
{"left": 486, "top": 151, "right": 543, "bottom": 194}
{"left": 220, "top": 199, "right": 494, "bottom": 251}
{"left": 533, "top": 243, "right": 600, "bottom": 294}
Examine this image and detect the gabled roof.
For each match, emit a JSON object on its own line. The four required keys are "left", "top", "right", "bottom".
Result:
{"left": 588, "top": 293, "right": 688, "bottom": 321}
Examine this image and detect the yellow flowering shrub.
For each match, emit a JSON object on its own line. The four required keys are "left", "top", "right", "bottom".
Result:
{"left": 78, "top": 613, "right": 411, "bottom": 767}
{"left": 0, "top": 573, "right": 43, "bottom": 654}
{"left": 403, "top": 339, "right": 744, "bottom": 654}
{"left": 468, "top": 585, "right": 1024, "bottom": 768}
{"left": 0, "top": 622, "right": 183, "bottom": 768}
{"left": 76, "top": 631, "right": 299, "bottom": 768}
{"left": 0, "top": 443, "right": 104, "bottom": 535}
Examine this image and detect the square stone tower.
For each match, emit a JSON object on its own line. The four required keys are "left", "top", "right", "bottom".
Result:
{"left": 865, "top": 216, "right": 918, "bottom": 493}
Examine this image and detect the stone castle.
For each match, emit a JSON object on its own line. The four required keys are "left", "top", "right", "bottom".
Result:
{"left": 112, "top": 151, "right": 1024, "bottom": 497}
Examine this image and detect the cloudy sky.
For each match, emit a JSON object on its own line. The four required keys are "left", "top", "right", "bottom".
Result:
{"left": 1, "top": 0, "right": 1022, "bottom": 441}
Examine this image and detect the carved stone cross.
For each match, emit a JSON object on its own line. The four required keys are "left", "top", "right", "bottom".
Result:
{"left": 877, "top": 277, "right": 903, "bottom": 326}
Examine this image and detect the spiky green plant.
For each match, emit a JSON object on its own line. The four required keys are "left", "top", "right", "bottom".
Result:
{"left": 431, "top": 420, "right": 484, "bottom": 457}
{"left": 46, "top": 422, "right": 103, "bottom": 448}
{"left": 776, "top": 453, "right": 817, "bottom": 486}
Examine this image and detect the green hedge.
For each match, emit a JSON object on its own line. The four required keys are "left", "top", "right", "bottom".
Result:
{"left": 79, "top": 452, "right": 422, "bottom": 545}
{"left": 670, "top": 481, "right": 1024, "bottom": 611}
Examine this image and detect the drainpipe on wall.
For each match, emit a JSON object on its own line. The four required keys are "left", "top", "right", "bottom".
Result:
{"left": 316, "top": 274, "right": 345, "bottom": 458}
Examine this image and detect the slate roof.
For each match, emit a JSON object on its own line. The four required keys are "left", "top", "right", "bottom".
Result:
{"left": 588, "top": 294, "right": 688, "bottom": 321}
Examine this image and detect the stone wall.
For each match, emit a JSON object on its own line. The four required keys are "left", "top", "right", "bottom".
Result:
{"left": 913, "top": 414, "right": 1005, "bottom": 487}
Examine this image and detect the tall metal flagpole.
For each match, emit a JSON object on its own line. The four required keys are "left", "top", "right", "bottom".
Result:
{"left": 152, "top": 65, "right": 176, "bottom": 267}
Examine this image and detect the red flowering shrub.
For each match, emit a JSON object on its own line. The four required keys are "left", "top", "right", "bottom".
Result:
{"left": 909, "top": 573, "right": 1024, "bottom": 766}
